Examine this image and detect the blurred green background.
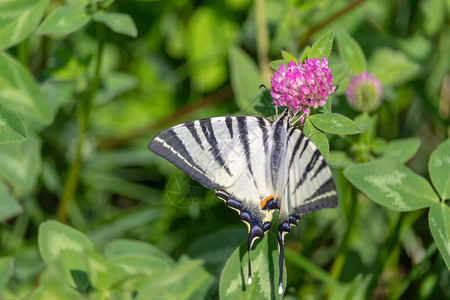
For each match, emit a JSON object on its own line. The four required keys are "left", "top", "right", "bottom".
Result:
{"left": 0, "top": 0, "right": 449, "bottom": 299}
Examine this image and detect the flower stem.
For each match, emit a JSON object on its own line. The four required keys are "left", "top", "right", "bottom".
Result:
{"left": 285, "top": 247, "right": 341, "bottom": 289}
{"left": 254, "top": 0, "right": 270, "bottom": 83}
{"left": 56, "top": 24, "right": 104, "bottom": 223}
{"left": 366, "top": 212, "right": 405, "bottom": 298}
{"left": 325, "top": 186, "right": 358, "bottom": 295}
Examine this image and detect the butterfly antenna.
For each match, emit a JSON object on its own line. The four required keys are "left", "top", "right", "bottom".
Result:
{"left": 277, "top": 230, "right": 284, "bottom": 294}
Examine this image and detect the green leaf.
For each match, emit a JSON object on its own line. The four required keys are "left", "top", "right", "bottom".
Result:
{"left": 309, "top": 113, "right": 361, "bottom": 135}
{"left": 229, "top": 46, "right": 261, "bottom": 112}
{"left": 0, "top": 107, "right": 26, "bottom": 144}
{"left": 104, "top": 239, "right": 175, "bottom": 266}
{"left": 330, "top": 63, "right": 350, "bottom": 86}
{"left": 187, "top": 7, "right": 236, "bottom": 92}
{"left": 0, "top": 0, "right": 48, "bottom": 50}
{"left": 428, "top": 202, "right": 450, "bottom": 270}
{"left": 0, "top": 180, "right": 22, "bottom": 221}
{"left": 70, "top": 270, "right": 92, "bottom": 293}
{"left": 246, "top": 90, "right": 276, "bottom": 118}
{"left": 0, "top": 53, "right": 52, "bottom": 127}
{"left": 304, "top": 119, "right": 329, "bottom": 161}
{"left": 280, "top": 50, "right": 297, "bottom": 63}
{"left": 38, "top": 220, "right": 93, "bottom": 265}
{"left": 93, "top": 11, "right": 137, "bottom": 37}
{"left": 383, "top": 138, "right": 421, "bottom": 163}
{"left": 335, "top": 30, "right": 366, "bottom": 75}
{"left": 298, "top": 46, "right": 310, "bottom": 63}
{"left": 0, "top": 134, "right": 41, "bottom": 192}
{"left": 28, "top": 282, "right": 85, "bottom": 300}
{"left": 187, "top": 227, "right": 247, "bottom": 276}
{"left": 369, "top": 48, "right": 420, "bottom": 86}
{"left": 354, "top": 113, "right": 375, "bottom": 144}
{"left": 219, "top": 232, "right": 286, "bottom": 299}
{"left": 268, "top": 59, "right": 290, "bottom": 71}
{"left": 0, "top": 257, "right": 14, "bottom": 296}
{"left": 107, "top": 253, "right": 173, "bottom": 289}
{"left": 328, "top": 150, "right": 355, "bottom": 169}
{"left": 136, "top": 256, "right": 215, "bottom": 300}
{"left": 94, "top": 72, "right": 138, "bottom": 105}
{"left": 37, "top": 5, "right": 91, "bottom": 36}
{"left": 344, "top": 159, "right": 440, "bottom": 211}
{"left": 308, "top": 30, "right": 334, "bottom": 59}
{"left": 429, "top": 139, "right": 450, "bottom": 200}
{"left": 370, "top": 138, "right": 388, "bottom": 155}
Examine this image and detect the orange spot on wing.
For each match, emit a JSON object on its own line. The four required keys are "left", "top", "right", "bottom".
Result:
{"left": 260, "top": 196, "right": 274, "bottom": 209}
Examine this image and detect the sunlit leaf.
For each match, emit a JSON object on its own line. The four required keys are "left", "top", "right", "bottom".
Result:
{"left": 369, "top": 48, "right": 420, "bottom": 86}
{"left": 383, "top": 138, "right": 421, "bottom": 163}
{"left": 309, "top": 30, "right": 334, "bottom": 59}
{"left": 344, "top": 159, "right": 439, "bottom": 211}
{"left": 0, "top": 108, "right": 26, "bottom": 144}
{"left": 38, "top": 220, "right": 93, "bottom": 265}
{"left": 0, "top": 134, "right": 41, "bottom": 192}
{"left": 37, "top": 5, "right": 91, "bottom": 36}
{"left": 0, "top": 53, "right": 52, "bottom": 127}
{"left": 219, "top": 232, "right": 286, "bottom": 299}
{"left": 104, "top": 239, "right": 175, "bottom": 266}
{"left": 93, "top": 11, "right": 137, "bottom": 37}
{"left": 0, "top": 0, "right": 48, "bottom": 50}
{"left": 309, "top": 113, "right": 361, "bottom": 135}
{"left": 229, "top": 46, "right": 261, "bottom": 112}
{"left": 335, "top": 30, "right": 366, "bottom": 75}
{"left": 428, "top": 202, "right": 450, "bottom": 270}
{"left": 429, "top": 139, "right": 450, "bottom": 200}
{"left": 0, "top": 181, "right": 22, "bottom": 221}
{"left": 304, "top": 118, "right": 329, "bottom": 161}
{"left": 280, "top": 50, "right": 297, "bottom": 62}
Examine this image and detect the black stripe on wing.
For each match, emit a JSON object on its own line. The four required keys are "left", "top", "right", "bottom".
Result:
{"left": 236, "top": 116, "right": 254, "bottom": 176}
{"left": 295, "top": 149, "right": 322, "bottom": 190}
{"left": 199, "top": 119, "right": 233, "bottom": 177}
{"left": 294, "top": 178, "right": 337, "bottom": 214}
{"left": 148, "top": 128, "right": 217, "bottom": 189}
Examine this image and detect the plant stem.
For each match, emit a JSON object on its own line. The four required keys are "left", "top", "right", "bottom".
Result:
{"left": 17, "top": 38, "right": 29, "bottom": 67}
{"left": 285, "top": 247, "right": 341, "bottom": 290}
{"left": 391, "top": 243, "right": 437, "bottom": 300}
{"left": 324, "top": 186, "right": 358, "bottom": 296}
{"left": 366, "top": 212, "right": 405, "bottom": 298}
{"left": 56, "top": 24, "right": 104, "bottom": 223}
{"left": 254, "top": 0, "right": 270, "bottom": 83}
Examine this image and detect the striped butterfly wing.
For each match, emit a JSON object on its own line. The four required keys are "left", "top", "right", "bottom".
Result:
{"left": 149, "top": 116, "right": 270, "bottom": 190}
{"left": 149, "top": 115, "right": 278, "bottom": 285}
{"left": 274, "top": 124, "right": 337, "bottom": 294}
{"left": 148, "top": 110, "right": 338, "bottom": 295}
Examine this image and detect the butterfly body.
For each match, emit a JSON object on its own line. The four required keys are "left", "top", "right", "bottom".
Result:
{"left": 148, "top": 109, "right": 337, "bottom": 294}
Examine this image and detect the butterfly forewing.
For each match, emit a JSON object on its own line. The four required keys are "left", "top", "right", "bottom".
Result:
{"left": 149, "top": 116, "right": 269, "bottom": 190}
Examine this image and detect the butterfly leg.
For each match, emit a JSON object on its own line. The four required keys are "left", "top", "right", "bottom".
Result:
{"left": 277, "top": 213, "right": 300, "bottom": 294}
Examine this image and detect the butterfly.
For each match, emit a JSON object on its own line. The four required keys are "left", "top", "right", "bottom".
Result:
{"left": 148, "top": 109, "right": 337, "bottom": 294}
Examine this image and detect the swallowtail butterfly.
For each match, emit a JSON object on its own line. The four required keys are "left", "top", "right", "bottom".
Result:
{"left": 148, "top": 109, "right": 337, "bottom": 294}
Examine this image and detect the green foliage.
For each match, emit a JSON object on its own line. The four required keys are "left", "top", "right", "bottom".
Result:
{"left": 309, "top": 113, "right": 361, "bottom": 135}
{"left": 0, "top": 0, "right": 449, "bottom": 299}
{"left": 0, "top": 108, "right": 26, "bottom": 144}
{"left": 0, "top": 0, "right": 48, "bottom": 50}
{"left": 308, "top": 31, "right": 334, "bottom": 59}
{"left": 219, "top": 232, "right": 286, "bottom": 300}
{"left": 35, "top": 221, "right": 214, "bottom": 299}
